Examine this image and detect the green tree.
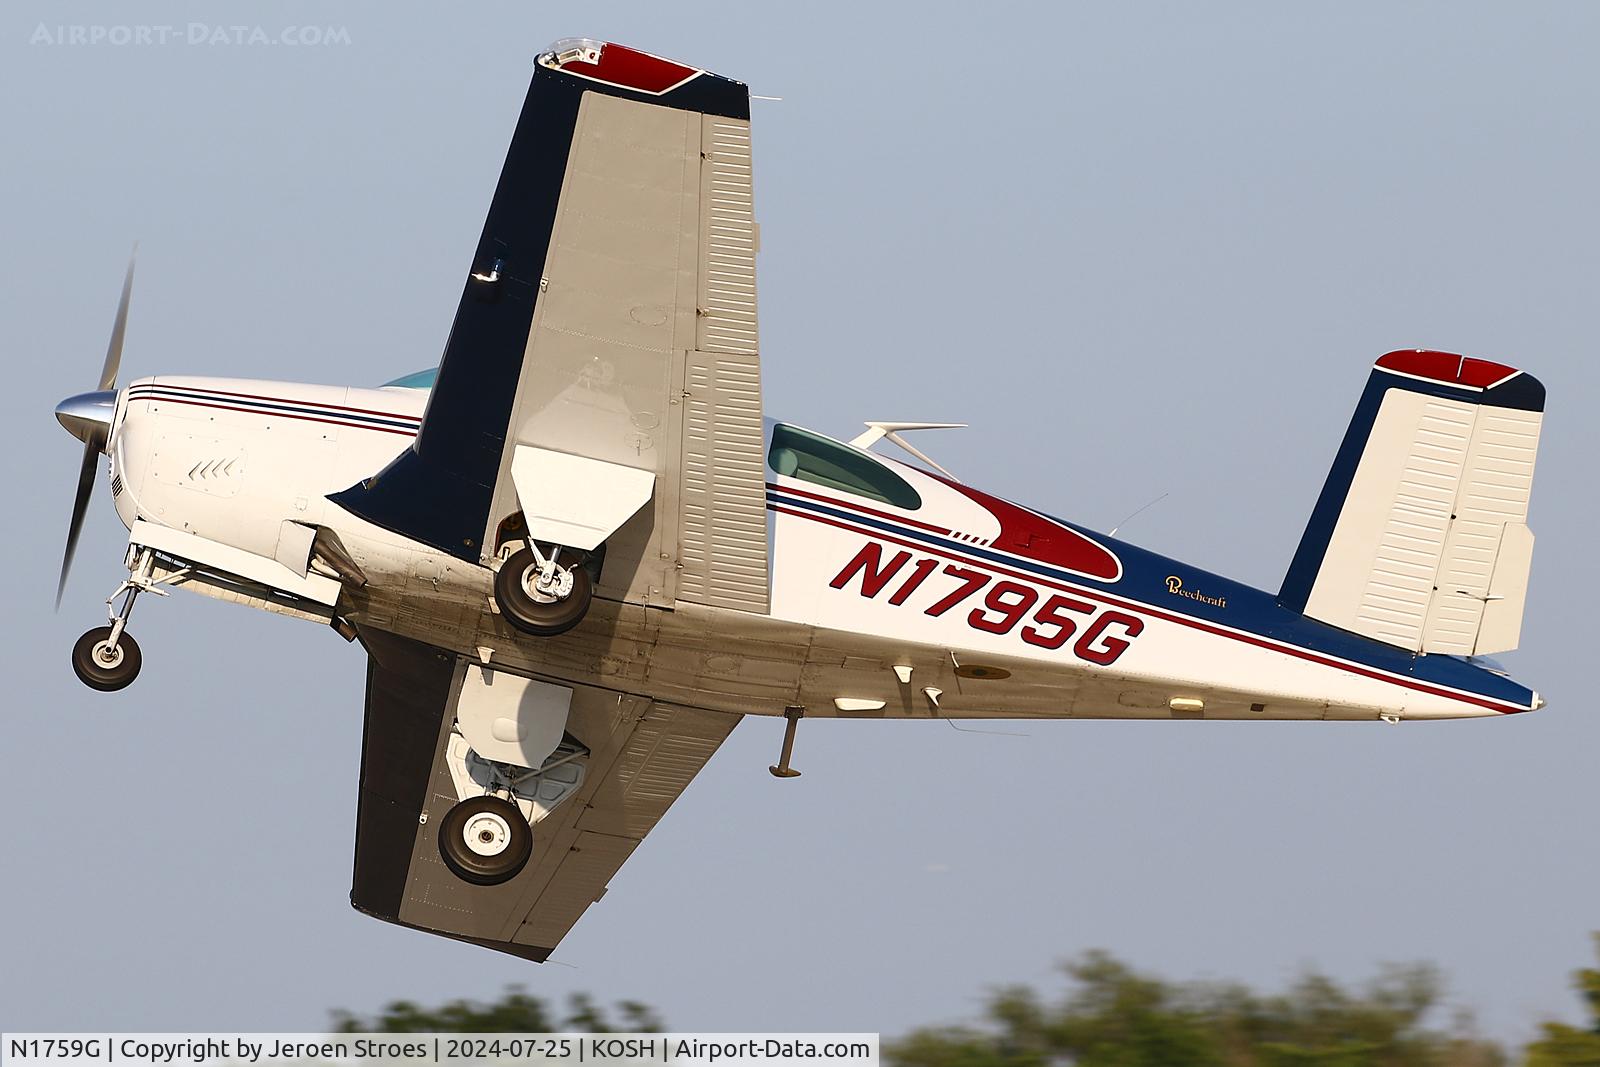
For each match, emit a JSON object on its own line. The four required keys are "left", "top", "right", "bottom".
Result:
{"left": 1525, "top": 935, "right": 1600, "bottom": 1067}
{"left": 886, "top": 951, "right": 1503, "bottom": 1067}
{"left": 331, "top": 938, "right": 1600, "bottom": 1065}
{"left": 331, "top": 987, "right": 664, "bottom": 1033}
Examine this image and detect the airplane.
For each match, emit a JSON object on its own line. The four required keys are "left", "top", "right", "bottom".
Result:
{"left": 52, "top": 39, "right": 1546, "bottom": 960}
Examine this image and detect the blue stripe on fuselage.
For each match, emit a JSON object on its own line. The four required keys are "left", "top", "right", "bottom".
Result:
{"left": 768, "top": 487, "right": 1536, "bottom": 710}
{"left": 128, "top": 385, "right": 420, "bottom": 431}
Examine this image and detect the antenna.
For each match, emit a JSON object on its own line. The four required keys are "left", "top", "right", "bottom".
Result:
{"left": 1109, "top": 491, "right": 1169, "bottom": 538}
{"left": 850, "top": 422, "right": 967, "bottom": 480}
{"left": 945, "top": 719, "right": 1029, "bottom": 738}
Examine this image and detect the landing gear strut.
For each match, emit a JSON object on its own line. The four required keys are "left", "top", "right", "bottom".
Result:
{"left": 69, "top": 546, "right": 177, "bottom": 693}
{"left": 494, "top": 544, "right": 593, "bottom": 637}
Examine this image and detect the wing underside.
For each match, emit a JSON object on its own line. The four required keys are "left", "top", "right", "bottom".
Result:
{"left": 352, "top": 628, "right": 740, "bottom": 959}
{"left": 330, "top": 41, "right": 769, "bottom": 615}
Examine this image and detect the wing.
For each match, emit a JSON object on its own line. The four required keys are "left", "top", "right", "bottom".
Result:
{"left": 352, "top": 627, "right": 741, "bottom": 959}
{"left": 332, "top": 40, "right": 770, "bottom": 614}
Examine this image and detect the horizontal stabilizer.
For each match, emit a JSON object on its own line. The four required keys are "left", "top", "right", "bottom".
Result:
{"left": 1280, "top": 350, "right": 1544, "bottom": 656}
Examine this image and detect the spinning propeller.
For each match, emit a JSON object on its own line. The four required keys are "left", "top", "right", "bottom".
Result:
{"left": 55, "top": 253, "right": 135, "bottom": 608}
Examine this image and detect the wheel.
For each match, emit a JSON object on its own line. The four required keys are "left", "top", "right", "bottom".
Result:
{"left": 71, "top": 626, "right": 142, "bottom": 692}
{"left": 494, "top": 546, "right": 593, "bottom": 637}
{"left": 437, "top": 795, "right": 533, "bottom": 885}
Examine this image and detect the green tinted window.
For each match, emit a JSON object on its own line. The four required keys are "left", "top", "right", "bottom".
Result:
{"left": 769, "top": 424, "right": 921, "bottom": 510}
{"left": 382, "top": 367, "right": 439, "bottom": 389}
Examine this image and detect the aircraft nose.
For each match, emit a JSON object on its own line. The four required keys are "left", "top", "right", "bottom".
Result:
{"left": 55, "top": 389, "right": 118, "bottom": 447}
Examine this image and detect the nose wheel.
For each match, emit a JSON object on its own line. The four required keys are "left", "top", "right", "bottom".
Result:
{"left": 67, "top": 544, "right": 179, "bottom": 693}
{"left": 71, "top": 626, "right": 142, "bottom": 691}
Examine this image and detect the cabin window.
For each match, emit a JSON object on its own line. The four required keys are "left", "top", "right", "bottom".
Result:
{"left": 382, "top": 367, "right": 439, "bottom": 389}
{"left": 768, "top": 424, "right": 922, "bottom": 510}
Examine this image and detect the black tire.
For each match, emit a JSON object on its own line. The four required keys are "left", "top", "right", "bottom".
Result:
{"left": 437, "top": 795, "right": 533, "bottom": 885}
{"left": 71, "top": 626, "right": 142, "bottom": 692}
{"left": 494, "top": 547, "right": 593, "bottom": 637}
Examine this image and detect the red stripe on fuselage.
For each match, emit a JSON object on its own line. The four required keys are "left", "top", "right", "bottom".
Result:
{"left": 923, "top": 475, "right": 1123, "bottom": 582}
{"left": 129, "top": 383, "right": 422, "bottom": 423}
{"left": 767, "top": 481, "right": 954, "bottom": 536}
{"left": 127, "top": 393, "right": 419, "bottom": 437}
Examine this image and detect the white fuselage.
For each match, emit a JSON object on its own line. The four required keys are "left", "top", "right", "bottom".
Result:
{"left": 102, "top": 375, "right": 1525, "bottom": 723}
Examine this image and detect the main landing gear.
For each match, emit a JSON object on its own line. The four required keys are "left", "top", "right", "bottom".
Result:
{"left": 494, "top": 543, "right": 593, "bottom": 637}
{"left": 436, "top": 734, "right": 589, "bottom": 886}
{"left": 437, "top": 794, "right": 534, "bottom": 885}
{"left": 69, "top": 546, "right": 179, "bottom": 693}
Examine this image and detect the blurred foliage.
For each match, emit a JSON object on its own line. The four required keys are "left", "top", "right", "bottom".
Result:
{"left": 1525, "top": 935, "right": 1600, "bottom": 1067}
{"left": 886, "top": 952, "right": 1504, "bottom": 1067}
{"left": 332, "top": 936, "right": 1600, "bottom": 1067}
{"left": 331, "top": 988, "right": 662, "bottom": 1034}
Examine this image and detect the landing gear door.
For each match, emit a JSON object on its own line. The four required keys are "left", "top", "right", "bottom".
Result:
{"left": 453, "top": 659, "right": 573, "bottom": 769}
{"left": 509, "top": 445, "right": 655, "bottom": 552}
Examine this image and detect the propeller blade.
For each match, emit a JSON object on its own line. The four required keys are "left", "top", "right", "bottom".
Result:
{"left": 57, "top": 431, "right": 105, "bottom": 609}
{"left": 59, "top": 252, "right": 136, "bottom": 608}
{"left": 98, "top": 250, "right": 136, "bottom": 391}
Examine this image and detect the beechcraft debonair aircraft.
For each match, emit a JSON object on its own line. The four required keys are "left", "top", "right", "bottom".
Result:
{"left": 52, "top": 40, "right": 1546, "bottom": 959}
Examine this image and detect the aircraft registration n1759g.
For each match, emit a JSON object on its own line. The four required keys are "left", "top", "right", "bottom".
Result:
{"left": 53, "top": 40, "right": 1546, "bottom": 959}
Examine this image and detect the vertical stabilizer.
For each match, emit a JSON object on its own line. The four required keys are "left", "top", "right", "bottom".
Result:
{"left": 1280, "top": 350, "right": 1544, "bottom": 656}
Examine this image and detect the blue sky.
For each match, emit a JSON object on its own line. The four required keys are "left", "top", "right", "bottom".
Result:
{"left": 2, "top": 0, "right": 1596, "bottom": 1044}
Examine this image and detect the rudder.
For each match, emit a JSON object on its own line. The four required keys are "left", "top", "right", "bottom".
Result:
{"left": 1280, "top": 350, "right": 1545, "bottom": 656}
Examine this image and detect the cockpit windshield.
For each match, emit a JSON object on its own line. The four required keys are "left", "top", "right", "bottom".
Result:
{"left": 768, "top": 424, "right": 921, "bottom": 510}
